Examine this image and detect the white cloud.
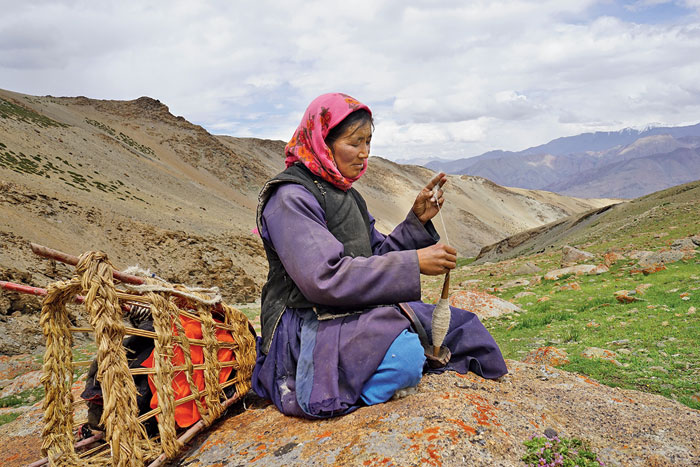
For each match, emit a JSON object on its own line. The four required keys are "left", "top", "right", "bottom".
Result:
{"left": 1, "top": 0, "right": 699, "bottom": 160}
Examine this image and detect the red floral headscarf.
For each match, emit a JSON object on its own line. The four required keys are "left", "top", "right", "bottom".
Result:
{"left": 285, "top": 93, "right": 372, "bottom": 191}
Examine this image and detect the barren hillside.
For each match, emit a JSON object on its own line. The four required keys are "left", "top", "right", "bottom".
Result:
{"left": 0, "top": 88, "right": 613, "bottom": 352}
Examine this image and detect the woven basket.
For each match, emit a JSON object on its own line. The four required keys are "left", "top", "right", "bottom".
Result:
{"left": 38, "top": 251, "right": 256, "bottom": 466}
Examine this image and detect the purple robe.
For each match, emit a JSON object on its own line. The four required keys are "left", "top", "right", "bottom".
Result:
{"left": 252, "top": 184, "right": 508, "bottom": 418}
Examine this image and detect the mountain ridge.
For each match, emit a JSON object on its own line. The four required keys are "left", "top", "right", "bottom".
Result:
{"left": 425, "top": 122, "right": 700, "bottom": 198}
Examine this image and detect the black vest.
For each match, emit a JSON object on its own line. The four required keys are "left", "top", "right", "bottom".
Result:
{"left": 256, "top": 163, "right": 373, "bottom": 353}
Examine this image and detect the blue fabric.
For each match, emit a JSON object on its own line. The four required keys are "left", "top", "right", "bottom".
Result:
{"left": 295, "top": 309, "right": 320, "bottom": 416}
{"left": 360, "top": 329, "right": 425, "bottom": 405}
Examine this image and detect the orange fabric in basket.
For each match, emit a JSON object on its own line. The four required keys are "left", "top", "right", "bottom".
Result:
{"left": 142, "top": 315, "right": 235, "bottom": 428}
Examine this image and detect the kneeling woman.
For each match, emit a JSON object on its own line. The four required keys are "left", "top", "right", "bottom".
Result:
{"left": 252, "top": 93, "right": 507, "bottom": 418}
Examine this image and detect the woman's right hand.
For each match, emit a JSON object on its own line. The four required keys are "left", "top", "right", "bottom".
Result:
{"left": 417, "top": 244, "right": 457, "bottom": 275}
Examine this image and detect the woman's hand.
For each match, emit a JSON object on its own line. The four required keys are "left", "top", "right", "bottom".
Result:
{"left": 417, "top": 244, "right": 457, "bottom": 275}
{"left": 412, "top": 172, "right": 447, "bottom": 224}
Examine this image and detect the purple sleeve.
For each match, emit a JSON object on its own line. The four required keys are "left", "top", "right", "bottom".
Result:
{"left": 260, "top": 184, "right": 422, "bottom": 308}
{"left": 369, "top": 211, "right": 440, "bottom": 255}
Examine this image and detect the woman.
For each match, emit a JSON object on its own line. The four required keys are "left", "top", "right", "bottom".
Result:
{"left": 252, "top": 93, "right": 507, "bottom": 418}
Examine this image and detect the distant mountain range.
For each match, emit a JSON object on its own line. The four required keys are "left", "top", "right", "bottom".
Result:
{"left": 424, "top": 123, "right": 700, "bottom": 199}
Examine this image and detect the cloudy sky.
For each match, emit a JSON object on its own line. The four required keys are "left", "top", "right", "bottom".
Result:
{"left": 2, "top": 0, "right": 699, "bottom": 161}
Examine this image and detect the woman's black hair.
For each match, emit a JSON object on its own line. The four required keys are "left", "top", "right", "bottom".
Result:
{"left": 324, "top": 109, "right": 374, "bottom": 148}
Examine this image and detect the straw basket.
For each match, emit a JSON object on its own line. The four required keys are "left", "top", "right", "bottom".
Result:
{"left": 35, "top": 250, "right": 256, "bottom": 466}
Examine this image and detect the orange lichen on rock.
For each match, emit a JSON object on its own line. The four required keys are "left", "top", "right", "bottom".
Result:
{"left": 577, "top": 374, "right": 601, "bottom": 386}
{"left": 465, "top": 393, "right": 501, "bottom": 427}
{"left": 447, "top": 418, "right": 477, "bottom": 436}
{"left": 603, "top": 252, "right": 625, "bottom": 267}
{"left": 423, "top": 444, "right": 442, "bottom": 467}
{"left": 614, "top": 290, "right": 639, "bottom": 303}
{"left": 521, "top": 346, "right": 570, "bottom": 367}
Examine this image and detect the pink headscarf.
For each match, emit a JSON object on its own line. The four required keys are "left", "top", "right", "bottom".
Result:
{"left": 285, "top": 93, "right": 372, "bottom": 191}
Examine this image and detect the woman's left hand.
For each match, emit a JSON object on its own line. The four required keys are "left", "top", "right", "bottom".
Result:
{"left": 413, "top": 172, "right": 447, "bottom": 224}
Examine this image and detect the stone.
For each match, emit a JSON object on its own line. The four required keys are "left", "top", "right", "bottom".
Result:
{"left": 582, "top": 347, "right": 622, "bottom": 366}
{"left": 448, "top": 290, "right": 521, "bottom": 319}
{"left": 561, "top": 245, "right": 594, "bottom": 266}
{"left": 500, "top": 278, "right": 530, "bottom": 289}
{"left": 603, "top": 251, "right": 625, "bottom": 267}
{"left": 7, "top": 361, "right": 698, "bottom": 466}
{"left": 559, "top": 282, "right": 581, "bottom": 292}
{"left": 514, "top": 291, "right": 536, "bottom": 299}
{"left": 513, "top": 262, "right": 541, "bottom": 275}
{"left": 636, "top": 250, "right": 685, "bottom": 269}
{"left": 155, "top": 363, "right": 700, "bottom": 466}
{"left": 459, "top": 279, "right": 482, "bottom": 288}
{"left": 635, "top": 283, "right": 653, "bottom": 295}
{"left": 0, "top": 370, "right": 42, "bottom": 399}
{"left": 670, "top": 238, "right": 697, "bottom": 251}
{"left": 521, "top": 347, "right": 570, "bottom": 367}
{"left": 614, "top": 290, "right": 639, "bottom": 303}
{"left": 544, "top": 264, "right": 608, "bottom": 281}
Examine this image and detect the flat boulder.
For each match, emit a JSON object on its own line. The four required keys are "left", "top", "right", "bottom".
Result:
{"left": 671, "top": 237, "right": 698, "bottom": 251}
{"left": 544, "top": 264, "right": 608, "bottom": 281}
{"left": 561, "top": 246, "right": 594, "bottom": 266}
{"left": 449, "top": 290, "right": 521, "bottom": 319}
{"left": 513, "top": 262, "right": 541, "bottom": 275}
{"left": 636, "top": 250, "right": 685, "bottom": 269}
{"left": 3, "top": 362, "right": 700, "bottom": 466}
{"left": 521, "top": 347, "right": 570, "bottom": 367}
{"left": 172, "top": 361, "right": 700, "bottom": 466}
{"left": 582, "top": 347, "right": 623, "bottom": 367}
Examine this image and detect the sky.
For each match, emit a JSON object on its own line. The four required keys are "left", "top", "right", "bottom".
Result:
{"left": 1, "top": 0, "right": 700, "bottom": 162}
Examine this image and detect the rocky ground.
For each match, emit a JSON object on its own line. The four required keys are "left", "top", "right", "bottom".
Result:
{"left": 1, "top": 360, "right": 698, "bottom": 466}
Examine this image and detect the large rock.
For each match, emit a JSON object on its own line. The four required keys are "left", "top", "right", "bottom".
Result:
{"left": 636, "top": 250, "right": 685, "bottom": 269}
{"left": 177, "top": 361, "right": 699, "bottom": 466}
{"left": 2, "top": 362, "right": 700, "bottom": 466}
{"left": 671, "top": 237, "right": 698, "bottom": 251}
{"left": 543, "top": 264, "right": 608, "bottom": 281}
{"left": 561, "top": 245, "right": 594, "bottom": 266}
{"left": 521, "top": 347, "right": 570, "bottom": 367}
{"left": 513, "top": 262, "right": 541, "bottom": 275}
{"left": 449, "top": 290, "right": 521, "bottom": 319}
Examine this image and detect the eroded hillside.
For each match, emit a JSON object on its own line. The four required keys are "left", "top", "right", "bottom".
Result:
{"left": 1, "top": 88, "right": 612, "bottom": 353}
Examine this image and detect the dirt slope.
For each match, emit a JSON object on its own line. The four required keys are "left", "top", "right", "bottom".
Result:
{"left": 1, "top": 88, "right": 611, "bottom": 353}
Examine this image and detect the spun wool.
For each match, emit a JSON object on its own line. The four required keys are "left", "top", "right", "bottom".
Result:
{"left": 430, "top": 188, "right": 452, "bottom": 355}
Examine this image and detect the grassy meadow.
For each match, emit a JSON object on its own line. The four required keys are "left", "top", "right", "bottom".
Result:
{"left": 420, "top": 180, "right": 700, "bottom": 410}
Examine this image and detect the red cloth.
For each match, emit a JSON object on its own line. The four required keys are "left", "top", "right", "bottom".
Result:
{"left": 284, "top": 92, "right": 372, "bottom": 191}
{"left": 142, "top": 315, "right": 235, "bottom": 428}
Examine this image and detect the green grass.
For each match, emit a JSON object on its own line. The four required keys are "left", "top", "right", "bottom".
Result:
{"left": 0, "top": 98, "right": 68, "bottom": 128}
{"left": 0, "top": 142, "right": 149, "bottom": 204}
{"left": 442, "top": 254, "right": 700, "bottom": 410}
{"left": 522, "top": 434, "right": 603, "bottom": 466}
{"left": 0, "top": 387, "right": 45, "bottom": 409}
{"left": 0, "top": 413, "right": 21, "bottom": 425}
{"left": 86, "top": 118, "right": 156, "bottom": 156}
{"left": 424, "top": 189, "right": 700, "bottom": 410}
{"left": 456, "top": 257, "right": 476, "bottom": 268}
{"left": 237, "top": 306, "right": 262, "bottom": 335}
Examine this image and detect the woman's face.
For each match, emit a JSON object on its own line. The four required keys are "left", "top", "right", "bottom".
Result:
{"left": 329, "top": 121, "right": 372, "bottom": 179}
